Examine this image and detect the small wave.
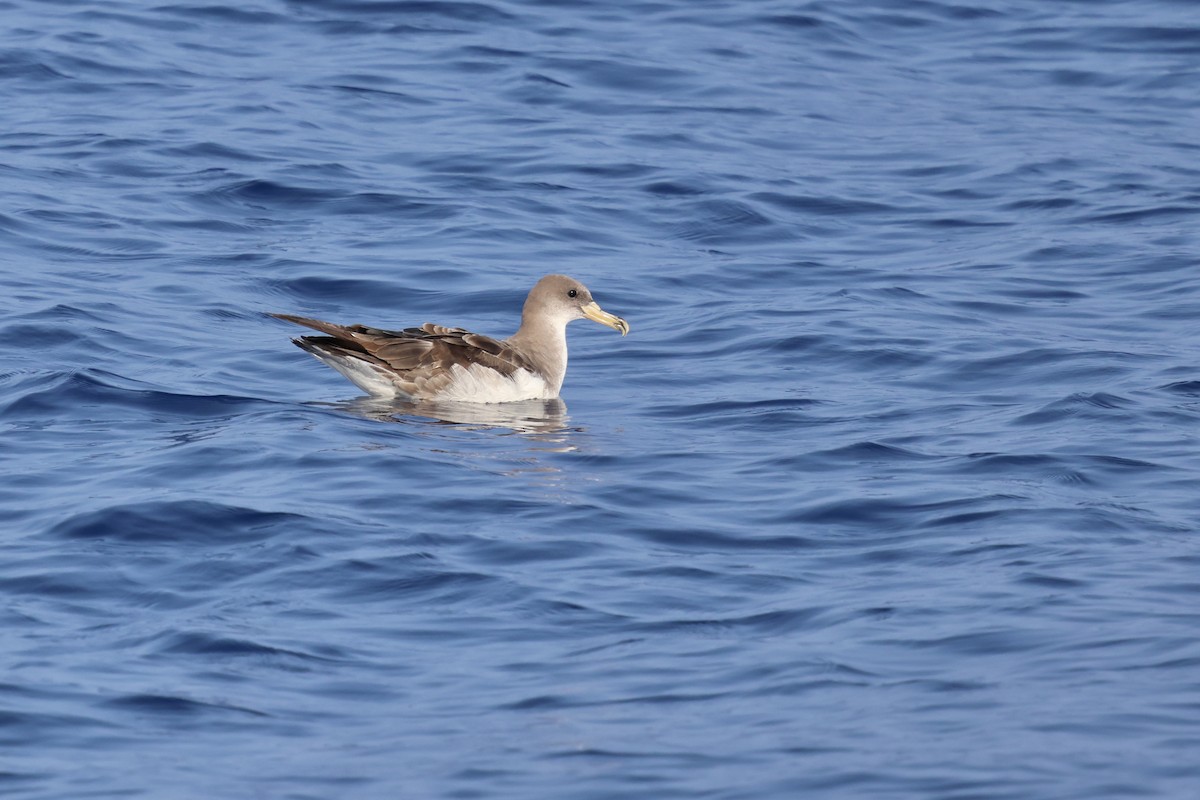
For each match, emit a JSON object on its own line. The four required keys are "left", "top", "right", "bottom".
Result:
{"left": 632, "top": 606, "right": 835, "bottom": 637}
{"left": 100, "top": 693, "right": 268, "bottom": 718}
{"left": 154, "top": 630, "right": 347, "bottom": 662}
{"left": 1159, "top": 380, "right": 1200, "bottom": 396}
{"left": 1014, "top": 392, "right": 1137, "bottom": 425}
{"left": 751, "top": 192, "right": 898, "bottom": 216}
{"left": 47, "top": 500, "right": 304, "bottom": 544}
{"left": 631, "top": 525, "right": 817, "bottom": 553}
{"left": 1, "top": 370, "right": 271, "bottom": 421}
{"left": 798, "top": 441, "right": 939, "bottom": 465}
{"left": 197, "top": 178, "right": 458, "bottom": 218}
{"left": 288, "top": 0, "right": 517, "bottom": 24}
{"left": 1077, "top": 205, "right": 1200, "bottom": 224}
{"left": 325, "top": 565, "right": 506, "bottom": 605}
{"left": 667, "top": 199, "right": 792, "bottom": 245}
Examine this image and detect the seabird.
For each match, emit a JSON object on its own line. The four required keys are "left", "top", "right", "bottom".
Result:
{"left": 272, "top": 274, "right": 628, "bottom": 403}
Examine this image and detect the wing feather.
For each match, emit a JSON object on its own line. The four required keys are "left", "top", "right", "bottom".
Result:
{"left": 271, "top": 313, "right": 540, "bottom": 399}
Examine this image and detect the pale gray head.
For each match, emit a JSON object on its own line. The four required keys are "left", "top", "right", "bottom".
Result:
{"left": 522, "top": 274, "right": 629, "bottom": 335}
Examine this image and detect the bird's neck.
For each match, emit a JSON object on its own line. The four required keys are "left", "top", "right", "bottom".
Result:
{"left": 508, "top": 314, "right": 569, "bottom": 394}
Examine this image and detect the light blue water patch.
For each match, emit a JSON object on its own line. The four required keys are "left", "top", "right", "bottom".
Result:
{"left": 2, "top": 1, "right": 1200, "bottom": 798}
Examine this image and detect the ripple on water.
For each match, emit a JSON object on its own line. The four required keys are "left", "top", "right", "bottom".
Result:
{"left": 47, "top": 500, "right": 302, "bottom": 545}
{"left": 1, "top": 371, "right": 269, "bottom": 421}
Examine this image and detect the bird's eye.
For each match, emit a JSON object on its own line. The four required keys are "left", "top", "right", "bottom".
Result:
{"left": 568, "top": 289, "right": 578, "bottom": 298}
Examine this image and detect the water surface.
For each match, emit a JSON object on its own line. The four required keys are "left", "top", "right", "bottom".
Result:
{"left": 3, "top": 1, "right": 1200, "bottom": 798}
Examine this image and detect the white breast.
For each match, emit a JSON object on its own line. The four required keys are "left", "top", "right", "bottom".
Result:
{"left": 432, "top": 363, "right": 557, "bottom": 403}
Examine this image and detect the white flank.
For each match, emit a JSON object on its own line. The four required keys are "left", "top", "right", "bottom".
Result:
{"left": 307, "top": 350, "right": 553, "bottom": 403}
{"left": 307, "top": 351, "right": 398, "bottom": 397}
{"left": 434, "top": 363, "right": 555, "bottom": 403}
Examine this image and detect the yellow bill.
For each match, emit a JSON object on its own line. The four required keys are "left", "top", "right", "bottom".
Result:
{"left": 581, "top": 301, "right": 629, "bottom": 336}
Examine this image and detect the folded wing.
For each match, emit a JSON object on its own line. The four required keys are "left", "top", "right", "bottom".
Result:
{"left": 271, "top": 314, "right": 538, "bottom": 398}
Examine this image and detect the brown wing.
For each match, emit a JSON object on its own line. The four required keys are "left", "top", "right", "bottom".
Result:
{"left": 271, "top": 314, "right": 536, "bottom": 397}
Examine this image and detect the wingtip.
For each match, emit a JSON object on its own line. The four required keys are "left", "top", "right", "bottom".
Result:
{"left": 270, "top": 312, "right": 305, "bottom": 324}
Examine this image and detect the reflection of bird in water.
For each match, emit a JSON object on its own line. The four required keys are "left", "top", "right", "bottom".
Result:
{"left": 272, "top": 275, "right": 628, "bottom": 403}
{"left": 331, "top": 396, "right": 574, "bottom": 437}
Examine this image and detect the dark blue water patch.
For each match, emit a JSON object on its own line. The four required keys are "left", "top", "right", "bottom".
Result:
{"left": 0, "top": 566, "right": 144, "bottom": 603}
{"left": 890, "top": 628, "right": 1060, "bottom": 657}
{"left": 629, "top": 526, "right": 817, "bottom": 554}
{"left": 152, "top": 630, "right": 347, "bottom": 664}
{"left": 784, "top": 493, "right": 1022, "bottom": 531}
{"left": 930, "top": 348, "right": 1146, "bottom": 391}
{"left": 270, "top": 274, "right": 450, "bottom": 310}
{"left": 1024, "top": 243, "right": 1119, "bottom": 264}
{"left": 543, "top": 57, "right": 696, "bottom": 94}
{"left": 642, "top": 179, "right": 710, "bottom": 197}
{"left": 1047, "top": 68, "right": 1130, "bottom": 89}
{"left": 1077, "top": 204, "right": 1200, "bottom": 225}
{"left": 154, "top": 5, "right": 287, "bottom": 26}
{"left": 763, "top": 334, "right": 826, "bottom": 355}
{"left": 619, "top": 563, "right": 796, "bottom": 597}
{"left": 793, "top": 441, "right": 942, "bottom": 468}
{"left": 915, "top": 215, "right": 1014, "bottom": 229}
{"left": 46, "top": 500, "right": 305, "bottom": 544}
{"left": 1159, "top": 380, "right": 1200, "bottom": 396}
{"left": 1002, "top": 197, "right": 1081, "bottom": 212}
{"left": 927, "top": 503, "right": 1187, "bottom": 537}
{"left": 634, "top": 606, "right": 839, "bottom": 638}
{"left": 289, "top": 0, "right": 519, "bottom": 24}
{"left": 645, "top": 398, "right": 821, "bottom": 421}
{"left": 640, "top": 399, "right": 829, "bottom": 435}
{"left": 459, "top": 44, "right": 528, "bottom": 61}
{"left": 99, "top": 693, "right": 269, "bottom": 719}
{"left": 306, "top": 81, "right": 435, "bottom": 104}
{"left": 42, "top": 51, "right": 157, "bottom": 81}
{"left": 320, "top": 560, "right": 513, "bottom": 606}
{"left": 1015, "top": 572, "right": 1086, "bottom": 590}
{"left": 751, "top": 191, "right": 899, "bottom": 216}
{"left": 739, "top": 10, "right": 864, "bottom": 47}
{"left": 509, "top": 72, "right": 569, "bottom": 95}
{"left": 197, "top": 178, "right": 460, "bottom": 218}
{"left": 464, "top": 536, "right": 607, "bottom": 566}
{"left": 1093, "top": 24, "right": 1200, "bottom": 54}
{"left": 0, "top": 49, "right": 73, "bottom": 84}
{"left": 951, "top": 452, "right": 1098, "bottom": 486}
{"left": 992, "top": 284, "right": 1088, "bottom": 301}
{"left": 558, "top": 161, "right": 661, "bottom": 181}
{"left": 156, "top": 141, "right": 277, "bottom": 163}
{"left": 755, "top": 13, "right": 826, "bottom": 31}
{"left": 1, "top": 306, "right": 114, "bottom": 351}
{"left": 0, "top": 371, "right": 273, "bottom": 422}
{"left": 1013, "top": 392, "right": 1138, "bottom": 425}
{"left": 0, "top": 772, "right": 41, "bottom": 793}
{"left": 0, "top": 706, "right": 116, "bottom": 749}
{"left": 839, "top": 344, "right": 935, "bottom": 373}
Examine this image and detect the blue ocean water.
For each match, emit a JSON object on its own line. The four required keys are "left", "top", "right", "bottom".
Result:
{"left": 3, "top": 0, "right": 1200, "bottom": 797}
